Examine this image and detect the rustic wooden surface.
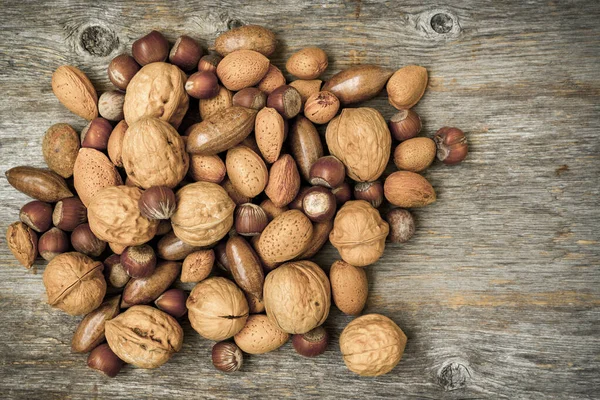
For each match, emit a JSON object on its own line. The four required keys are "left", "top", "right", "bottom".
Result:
{"left": 1, "top": 0, "right": 599, "bottom": 398}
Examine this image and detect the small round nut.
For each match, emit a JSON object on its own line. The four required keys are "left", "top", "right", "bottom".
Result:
{"left": 155, "top": 288, "right": 188, "bottom": 318}
{"left": 38, "top": 227, "right": 69, "bottom": 261}
{"left": 169, "top": 35, "right": 203, "bottom": 71}
{"left": 132, "top": 30, "right": 170, "bottom": 65}
{"left": 185, "top": 71, "right": 220, "bottom": 99}
{"left": 292, "top": 326, "right": 328, "bottom": 357}
{"left": 81, "top": 118, "right": 112, "bottom": 150}
{"left": 385, "top": 208, "right": 415, "bottom": 243}
{"left": 332, "top": 182, "right": 352, "bottom": 205}
{"left": 302, "top": 186, "right": 336, "bottom": 222}
{"left": 267, "top": 85, "right": 302, "bottom": 119}
{"left": 198, "top": 54, "right": 222, "bottom": 73}
{"left": 108, "top": 54, "right": 140, "bottom": 90}
{"left": 393, "top": 137, "right": 436, "bottom": 172}
{"left": 53, "top": 197, "right": 87, "bottom": 231}
{"left": 304, "top": 91, "right": 340, "bottom": 124}
{"left": 353, "top": 181, "right": 384, "bottom": 208}
{"left": 309, "top": 156, "right": 345, "bottom": 189}
{"left": 212, "top": 342, "right": 243, "bottom": 373}
{"left": 138, "top": 186, "right": 177, "bottom": 220}
{"left": 434, "top": 127, "right": 468, "bottom": 165}
{"left": 87, "top": 343, "right": 123, "bottom": 378}
{"left": 120, "top": 244, "right": 157, "bottom": 278}
{"left": 388, "top": 109, "right": 421, "bottom": 141}
{"left": 232, "top": 87, "right": 267, "bottom": 110}
{"left": 71, "top": 223, "right": 106, "bottom": 257}
{"left": 98, "top": 91, "right": 125, "bottom": 121}
{"left": 6, "top": 221, "right": 38, "bottom": 268}
{"left": 19, "top": 200, "right": 53, "bottom": 233}
{"left": 234, "top": 203, "right": 268, "bottom": 236}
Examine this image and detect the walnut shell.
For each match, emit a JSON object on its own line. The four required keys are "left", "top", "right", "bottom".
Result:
{"left": 105, "top": 305, "right": 183, "bottom": 369}
{"left": 88, "top": 186, "right": 159, "bottom": 246}
{"left": 325, "top": 108, "right": 391, "bottom": 182}
{"left": 43, "top": 252, "right": 106, "bottom": 316}
{"left": 122, "top": 117, "right": 189, "bottom": 189}
{"left": 123, "top": 62, "right": 189, "bottom": 128}
{"left": 339, "top": 314, "right": 407, "bottom": 376}
{"left": 186, "top": 277, "right": 249, "bottom": 341}
{"left": 329, "top": 200, "right": 389, "bottom": 267}
{"left": 263, "top": 260, "right": 330, "bottom": 334}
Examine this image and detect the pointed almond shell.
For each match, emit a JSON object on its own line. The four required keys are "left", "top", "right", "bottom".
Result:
{"left": 225, "top": 145, "right": 268, "bottom": 198}
{"left": 216, "top": 50, "right": 270, "bottom": 91}
{"left": 256, "top": 209, "right": 313, "bottom": 264}
{"left": 74, "top": 148, "right": 123, "bottom": 207}
{"left": 51, "top": 65, "right": 98, "bottom": 120}
{"left": 255, "top": 107, "right": 286, "bottom": 163}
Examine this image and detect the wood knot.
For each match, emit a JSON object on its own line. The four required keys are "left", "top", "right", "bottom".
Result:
{"left": 413, "top": 9, "right": 462, "bottom": 40}
{"left": 430, "top": 13, "right": 454, "bottom": 34}
{"left": 79, "top": 25, "right": 119, "bottom": 57}
{"left": 227, "top": 19, "right": 244, "bottom": 30}
{"left": 437, "top": 361, "right": 471, "bottom": 391}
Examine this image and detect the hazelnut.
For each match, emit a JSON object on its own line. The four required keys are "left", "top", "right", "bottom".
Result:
{"left": 138, "top": 186, "right": 177, "bottom": 220}
{"left": 98, "top": 91, "right": 125, "bottom": 121}
{"left": 234, "top": 203, "right": 268, "bottom": 236}
{"left": 81, "top": 117, "right": 112, "bottom": 150}
{"left": 232, "top": 87, "right": 267, "bottom": 110}
{"left": 304, "top": 91, "right": 340, "bottom": 124}
{"left": 52, "top": 197, "right": 87, "bottom": 231}
{"left": 309, "top": 156, "right": 345, "bottom": 189}
{"left": 212, "top": 341, "right": 243, "bottom": 373}
{"left": 354, "top": 181, "right": 384, "bottom": 208}
{"left": 267, "top": 85, "right": 302, "bottom": 119}
{"left": 288, "top": 186, "right": 311, "bottom": 211}
{"left": 6, "top": 221, "right": 38, "bottom": 268}
{"left": 302, "top": 186, "right": 336, "bottom": 222}
{"left": 385, "top": 208, "right": 415, "bottom": 243}
{"left": 71, "top": 223, "right": 106, "bottom": 257}
{"left": 169, "top": 35, "right": 203, "bottom": 71}
{"left": 155, "top": 288, "right": 188, "bottom": 318}
{"left": 198, "top": 54, "right": 222, "bottom": 73}
{"left": 434, "top": 127, "right": 468, "bottom": 165}
{"left": 87, "top": 343, "right": 123, "bottom": 378}
{"left": 332, "top": 182, "right": 352, "bottom": 205}
{"left": 38, "top": 227, "right": 69, "bottom": 261}
{"left": 19, "top": 200, "right": 53, "bottom": 233}
{"left": 108, "top": 54, "right": 140, "bottom": 90}
{"left": 389, "top": 109, "right": 421, "bottom": 141}
{"left": 292, "top": 326, "right": 328, "bottom": 357}
{"left": 185, "top": 71, "right": 220, "bottom": 99}
{"left": 132, "top": 30, "right": 169, "bottom": 65}
{"left": 120, "top": 244, "right": 157, "bottom": 278}
{"left": 104, "top": 254, "right": 130, "bottom": 288}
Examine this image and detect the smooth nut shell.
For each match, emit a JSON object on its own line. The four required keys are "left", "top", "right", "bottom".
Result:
{"left": 225, "top": 145, "right": 268, "bottom": 198}
{"left": 121, "top": 260, "right": 181, "bottom": 308}
{"left": 157, "top": 231, "right": 202, "bottom": 261}
{"left": 323, "top": 65, "right": 393, "bottom": 105}
{"left": 383, "top": 171, "right": 436, "bottom": 208}
{"left": 19, "top": 200, "right": 53, "bottom": 233}
{"left": 234, "top": 314, "right": 289, "bottom": 354}
{"left": 226, "top": 236, "right": 264, "bottom": 299}
{"left": 256, "top": 210, "right": 313, "bottom": 265}
{"left": 181, "top": 250, "right": 214, "bottom": 282}
{"left": 216, "top": 49, "right": 270, "bottom": 91}
{"left": 5, "top": 166, "right": 73, "bottom": 203}
{"left": 232, "top": 87, "right": 267, "bottom": 110}
{"left": 6, "top": 221, "right": 38, "bottom": 268}
{"left": 257, "top": 64, "right": 286, "bottom": 94}
{"left": 42, "top": 123, "right": 80, "bottom": 178}
{"left": 386, "top": 65, "right": 428, "bottom": 109}
{"left": 297, "top": 219, "right": 333, "bottom": 259}
{"left": 393, "top": 137, "right": 436, "bottom": 172}
{"left": 330, "top": 260, "right": 368, "bottom": 315}
{"left": 286, "top": 47, "right": 328, "bottom": 79}
{"left": 214, "top": 25, "right": 277, "bottom": 56}
{"left": 52, "top": 65, "right": 98, "bottom": 120}
{"left": 108, "top": 54, "right": 140, "bottom": 90}
{"left": 107, "top": 120, "right": 128, "bottom": 167}
{"left": 73, "top": 148, "right": 123, "bottom": 207}
{"left": 71, "top": 295, "right": 121, "bottom": 353}
{"left": 289, "top": 116, "right": 323, "bottom": 181}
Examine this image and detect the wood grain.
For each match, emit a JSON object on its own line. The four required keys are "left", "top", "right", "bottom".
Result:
{"left": 1, "top": 0, "right": 599, "bottom": 398}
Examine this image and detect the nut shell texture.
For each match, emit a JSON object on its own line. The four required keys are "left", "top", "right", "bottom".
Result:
{"left": 42, "top": 123, "right": 80, "bottom": 178}
{"left": 384, "top": 171, "right": 436, "bottom": 208}
{"left": 256, "top": 210, "right": 313, "bottom": 265}
{"left": 226, "top": 145, "right": 268, "bottom": 198}
{"left": 214, "top": 25, "right": 277, "bottom": 56}
{"left": 51, "top": 65, "right": 98, "bottom": 120}
{"left": 286, "top": 47, "right": 328, "bottom": 80}
{"left": 73, "top": 148, "right": 123, "bottom": 207}
{"left": 234, "top": 314, "right": 289, "bottom": 354}
{"left": 330, "top": 260, "right": 368, "bottom": 315}
{"left": 386, "top": 65, "right": 428, "bottom": 110}
{"left": 216, "top": 50, "right": 270, "bottom": 91}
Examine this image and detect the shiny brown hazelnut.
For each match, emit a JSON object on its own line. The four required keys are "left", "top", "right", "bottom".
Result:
{"left": 132, "top": 30, "right": 169, "bottom": 65}
{"left": 304, "top": 91, "right": 340, "bottom": 124}
{"left": 87, "top": 343, "right": 123, "bottom": 378}
{"left": 389, "top": 109, "right": 422, "bottom": 141}
{"left": 185, "top": 71, "right": 219, "bottom": 99}
{"left": 332, "top": 182, "right": 352, "bottom": 205}
{"left": 19, "top": 200, "right": 52, "bottom": 233}
{"left": 267, "top": 85, "right": 302, "bottom": 119}
{"left": 213, "top": 239, "right": 231, "bottom": 272}
{"left": 53, "top": 197, "right": 87, "bottom": 231}
{"left": 289, "top": 186, "right": 312, "bottom": 211}
{"left": 232, "top": 88, "right": 267, "bottom": 110}
{"left": 120, "top": 244, "right": 156, "bottom": 278}
{"left": 434, "top": 127, "right": 468, "bottom": 165}
{"left": 138, "top": 186, "right": 176, "bottom": 220}
{"left": 98, "top": 91, "right": 125, "bottom": 121}
{"left": 385, "top": 208, "right": 415, "bottom": 243}
{"left": 71, "top": 223, "right": 106, "bottom": 257}
{"left": 234, "top": 203, "right": 268, "bottom": 236}
{"left": 212, "top": 341, "right": 243, "bottom": 372}
{"left": 108, "top": 54, "right": 140, "bottom": 90}
{"left": 81, "top": 118, "right": 113, "bottom": 150}
{"left": 169, "top": 35, "right": 203, "bottom": 71}
{"left": 155, "top": 288, "right": 188, "bottom": 318}
{"left": 302, "top": 186, "right": 336, "bottom": 222}
{"left": 309, "top": 156, "right": 345, "bottom": 189}
{"left": 104, "top": 254, "right": 130, "bottom": 288}
{"left": 38, "top": 227, "right": 69, "bottom": 261}
{"left": 354, "top": 181, "right": 384, "bottom": 208}
{"left": 292, "top": 326, "right": 328, "bottom": 357}
{"left": 198, "top": 54, "right": 222, "bottom": 73}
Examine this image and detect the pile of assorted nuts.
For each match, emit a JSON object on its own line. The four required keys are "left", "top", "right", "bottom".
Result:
{"left": 5, "top": 25, "right": 468, "bottom": 378}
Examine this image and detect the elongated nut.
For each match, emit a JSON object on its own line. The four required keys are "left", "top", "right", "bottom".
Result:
{"left": 19, "top": 200, "right": 52, "bottom": 233}
{"left": 38, "top": 227, "right": 69, "bottom": 261}
{"left": 181, "top": 250, "right": 214, "bottom": 282}
{"left": 138, "top": 186, "right": 176, "bottom": 220}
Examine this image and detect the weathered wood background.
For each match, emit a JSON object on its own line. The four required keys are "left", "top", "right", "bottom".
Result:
{"left": 1, "top": 0, "right": 599, "bottom": 398}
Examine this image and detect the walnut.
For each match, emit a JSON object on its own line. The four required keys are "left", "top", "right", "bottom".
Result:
{"left": 88, "top": 185, "right": 159, "bottom": 246}
{"left": 105, "top": 305, "right": 183, "bottom": 369}
{"left": 263, "top": 260, "right": 330, "bottom": 334}
{"left": 122, "top": 117, "right": 189, "bottom": 189}
{"left": 43, "top": 252, "right": 106, "bottom": 316}
{"left": 325, "top": 107, "right": 391, "bottom": 182}
{"left": 339, "top": 314, "right": 407, "bottom": 376}
{"left": 329, "top": 200, "right": 389, "bottom": 267}
{"left": 171, "top": 182, "right": 235, "bottom": 246}
{"left": 123, "top": 62, "right": 189, "bottom": 128}
{"left": 6, "top": 221, "right": 37, "bottom": 268}
{"left": 186, "top": 277, "right": 249, "bottom": 341}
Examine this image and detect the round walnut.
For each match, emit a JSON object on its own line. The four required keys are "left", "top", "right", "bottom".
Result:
{"left": 186, "top": 277, "right": 249, "bottom": 341}
{"left": 171, "top": 182, "right": 235, "bottom": 246}
{"left": 105, "top": 305, "right": 183, "bottom": 369}
{"left": 88, "top": 185, "right": 159, "bottom": 246}
{"left": 325, "top": 107, "right": 391, "bottom": 182}
{"left": 122, "top": 117, "right": 189, "bottom": 189}
{"left": 329, "top": 200, "right": 389, "bottom": 267}
{"left": 43, "top": 252, "right": 106, "bottom": 316}
{"left": 339, "top": 314, "right": 407, "bottom": 376}
{"left": 123, "top": 62, "right": 189, "bottom": 128}
{"left": 263, "top": 260, "right": 330, "bottom": 334}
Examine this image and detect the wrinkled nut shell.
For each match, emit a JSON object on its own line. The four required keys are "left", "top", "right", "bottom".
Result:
{"left": 42, "top": 123, "right": 80, "bottom": 178}
{"left": 286, "top": 47, "right": 328, "bottom": 80}
{"left": 216, "top": 49, "right": 270, "bottom": 91}
{"left": 73, "top": 148, "right": 123, "bottom": 207}
{"left": 6, "top": 221, "right": 38, "bottom": 268}
{"left": 330, "top": 260, "right": 368, "bottom": 315}
{"left": 214, "top": 25, "right": 277, "bottom": 57}
{"left": 383, "top": 171, "right": 436, "bottom": 208}
{"left": 52, "top": 65, "right": 98, "bottom": 120}
{"left": 234, "top": 314, "right": 289, "bottom": 354}
{"left": 386, "top": 65, "right": 428, "bottom": 110}
{"left": 256, "top": 210, "right": 313, "bottom": 265}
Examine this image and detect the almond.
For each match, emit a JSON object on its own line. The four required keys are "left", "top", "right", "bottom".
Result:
{"left": 199, "top": 85, "right": 233, "bottom": 120}
{"left": 188, "top": 154, "right": 226, "bottom": 183}
{"left": 393, "top": 137, "right": 436, "bottom": 172}
{"left": 386, "top": 65, "right": 428, "bottom": 109}
{"left": 286, "top": 47, "right": 328, "bottom": 80}
{"left": 234, "top": 314, "right": 289, "bottom": 354}
{"left": 257, "top": 64, "right": 286, "bottom": 94}
{"left": 289, "top": 79, "right": 322, "bottom": 106}
{"left": 264, "top": 154, "right": 300, "bottom": 207}
{"left": 383, "top": 171, "right": 436, "bottom": 208}
{"left": 42, "top": 123, "right": 80, "bottom": 178}
{"left": 255, "top": 107, "right": 286, "bottom": 163}
{"left": 214, "top": 25, "right": 277, "bottom": 57}
{"left": 221, "top": 177, "right": 251, "bottom": 205}
{"left": 225, "top": 145, "right": 269, "bottom": 198}
{"left": 73, "top": 148, "right": 123, "bottom": 207}
{"left": 330, "top": 260, "right": 368, "bottom": 316}
{"left": 256, "top": 210, "right": 313, "bottom": 264}
{"left": 5, "top": 166, "right": 73, "bottom": 202}
{"left": 216, "top": 49, "right": 270, "bottom": 91}
{"left": 51, "top": 65, "right": 98, "bottom": 120}
{"left": 323, "top": 65, "right": 394, "bottom": 105}
{"left": 288, "top": 116, "right": 323, "bottom": 181}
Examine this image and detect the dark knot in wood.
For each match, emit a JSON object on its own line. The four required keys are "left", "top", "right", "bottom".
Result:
{"left": 430, "top": 13, "right": 454, "bottom": 34}
{"left": 437, "top": 361, "right": 471, "bottom": 391}
{"left": 227, "top": 19, "right": 244, "bottom": 30}
{"left": 80, "top": 25, "right": 119, "bottom": 57}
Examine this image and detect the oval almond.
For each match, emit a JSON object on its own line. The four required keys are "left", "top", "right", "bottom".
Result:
{"left": 289, "top": 79, "right": 322, "bottom": 106}
{"left": 286, "top": 47, "right": 328, "bottom": 80}
{"left": 51, "top": 65, "right": 98, "bottom": 120}
{"left": 73, "top": 148, "right": 123, "bottom": 207}
{"left": 383, "top": 171, "right": 436, "bottom": 208}
{"left": 330, "top": 260, "right": 368, "bottom": 315}
{"left": 257, "top": 64, "right": 286, "bottom": 95}
{"left": 393, "top": 137, "right": 436, "bottom": 172}
{"left": 214, "top": 25, "right": 277, "bottom": 57}
{"left": 386, "top": 65, "right": 428, "bottom": 110}
{"left": 264, "top": 154, "right": 300, "bottom": 207}
{"left": 226, "top": 145, "right": 268, "bottom": 198}
{"left": 189, "top": 154, "right": 226, "bottom": 183}
{"left": 256, "top": 209, "right": 313, "bottom": 264}
{"left": 216, "top": 50, "right": 270, "bottom": 91}
{"left": 255, "top": 107, "right": 286, "bottom": 163}
{"left": 199, "top": 85, "right": 233, "bottom": 120}
{"left": 234, "top": 314, "right": 289, "bottom": 354}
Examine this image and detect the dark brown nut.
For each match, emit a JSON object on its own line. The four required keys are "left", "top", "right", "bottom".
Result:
{"left": 42, "top": 123, "right": 80, "bottom": 178}
{"left": 121, "top": 244, "right": 157, "bottom": 278}
{"left": 288, "top": 186, "right": 311, "bottom": 211}
{"left": 6, "top": 221, "right": 38, "bottom": 268}
{"left": 20, "top": 200, "right": 52, "bottom": 233}
{"left": 289, "top": 116, "right": 323, "bottom": 181}
{"left": 155, "top": 288, "right": 188, "bottom": 318}
{"left": 107, "top": 120, "right": 128, "bottom": 167}
{"left": 226, "top": 236, "right": 264, "bottom": 299}
{"left": 138, "top": 186, "right": 177, "bottom": 220}
{"left": 38, "top": 227, "right": 69, "bottom": 261}
{"left": 309, "top": 156, "right": 345, "bottom": 189}
{"left": 189, "top": 154, "right": 226, "bottom": 183}
{"left": 87, "top": 343, "right": 123, "bottom": 378}
{"left": 302, "top": 186, "right": 336, "bottom": 222}
{"left": 232, "top": 87, "right": 267, "bottom": 110}
{"left": 221, "top": 177, "right": 251, "bottom": 206}
{"left": 354, "top": 181, "right": 384, "bottom": 208}
{"left": 245, "top": 292, "right": 265, "bottom": 314}
{"left": 53, "top": 197, "right": 87, "bottom": 231}
{"left": 267, "top": 85, "right": 301, "bottom": 119}
{"left": 181, "top": 250, "right": 214, "bottom": 282}
{"left": 386, "top": 208, "right": 415, "bottom": 243}
{"left": 72, "top": 295, "right": 121, "bottom": 353}
{"left": 169, "top": 35, "right": 203, "bottom": 71}
{"left": 214, "top": 240, "right": 231, "bottom": 272}
{"left": 5, "top": 166, "right": 73, "bottom": 202}
{"left": 108, "top": 54, "right": 140, "bottom": 90}
{"left": 332, "top": 182, "right": 352, "bottom": 205}
{"left": 121, "top": 260, "right": 181, "bottom": 308}
{"left": 157, "top": 231, "right": 202, "bottom": 261}
{"left": 235, "top": 203, "right": 268, "bottom": 237}
{"left": 296, "top": 219, "right": 333, "bottom": 259}
{"left": 198, "top": 54, "right": 222, "bottom": 73}
{"left": 156, "top": 219, "right": 172, "bottom": 236}
{"left": 304, "top": 91, "right": 340, "bottom": 124}
{"left": 185, "top": 71, "right": 220, "bottom": 99}
{"left": 212, "top": 341, "right": 243, "bottom": 373}
{"left": 103, "top": 254, "right": 130, "bottom": 288}
{"left": 434, "top": 127, "right": 468, "bottom": 165}
{"left": 80, "top": 117, "right": 112, "bottom": 150}
{"left": 71, "top": 223, "right": 106, "bottom": 257}
{"left": 132, "top": 30, "right": 169, "bottom": 65}
{"left": 292, "top": 326, "right": 328, "bottom": 357}
{"left": 264, "top": 154, "right": 301, "bottom": 207}
{"left": 259, "top": 199, "right": 288, "bottom": 221}
{"left": 389, "top": 109, "right": 421, "bottom": 141}
{"left": 98, "top": 91, "right": 125, "bottom": 121}
{"left": 323, "top": 65, "right": 394, "bottom": 105}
